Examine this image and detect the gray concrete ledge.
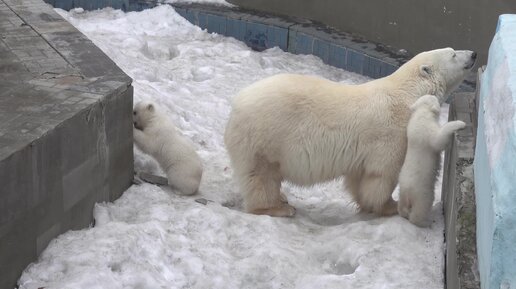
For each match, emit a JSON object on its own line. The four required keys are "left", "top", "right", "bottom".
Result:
{"left": 0, "top": 0, "right": 134, "bottom": 288}
{"left": 442, "top": 88, "right": 480, "bottom": 288}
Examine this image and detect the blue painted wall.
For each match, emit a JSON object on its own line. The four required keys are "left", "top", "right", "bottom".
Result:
{"left": 173, "top": 7, "right": 400, "bottom": 79}
{"left": 44, "top": 0, "right": 154, "bottom": 12}
{"left": 475, "top": 14, "right": 516, "bottom": 289}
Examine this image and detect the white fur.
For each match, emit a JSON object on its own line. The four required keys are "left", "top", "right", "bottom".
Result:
{"left": 398, "top": 95, "right": 465, "bottom": 227}
{"left": 224, "top": 48, "right": 475, "bottom": 217}
{"left": 133, "top": 101, "right": 203, "bottom": 195}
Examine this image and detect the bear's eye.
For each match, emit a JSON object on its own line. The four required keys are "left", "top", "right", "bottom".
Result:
{"left": 133, "top": 111, "right": 137, "bottom": 115}
{"left": 452, "top": 53, "right": 456, "bottom": 58}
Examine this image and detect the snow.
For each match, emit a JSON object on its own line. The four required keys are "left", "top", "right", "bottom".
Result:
{"left": 18, "top": 5, "right": 446, "bottom": 289}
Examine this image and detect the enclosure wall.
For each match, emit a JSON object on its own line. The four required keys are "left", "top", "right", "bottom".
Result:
{"left": 474, "top": 14, "right": 516, "bottom": 289}
{"left": 0, "top": 0, "right": 134, "bottom": 287}
{"left": 228, "top": 0, "right": 516, "bottom": 65}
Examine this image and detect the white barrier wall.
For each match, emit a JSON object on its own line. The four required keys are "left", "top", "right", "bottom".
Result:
{"left": 475, "top": 14, "right": 516, "bottom": 289}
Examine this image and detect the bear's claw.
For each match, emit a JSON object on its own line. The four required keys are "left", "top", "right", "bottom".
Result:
{"left": 251, "top": 204, "right": 296, "bottom": 217}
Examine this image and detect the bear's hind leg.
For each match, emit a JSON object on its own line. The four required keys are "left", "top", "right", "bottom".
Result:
{"left": 345, "top": 173, "right": 371, "bottom": 213}
{"left": 397, "top": 192, "right": 411, "bottom": 219}
{"left": 242, "top": 157, "right": 295, "bottom": 217}
{"left": 167, "top": 169, "right": 201, "bottom": 196}
{"left": 408, "top": 191, "right": 434, "bottom": 227}
{"left": 357, "top": 172, "right": 398, "bottom": 216}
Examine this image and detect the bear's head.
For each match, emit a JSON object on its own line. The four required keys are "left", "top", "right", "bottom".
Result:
{"left": 410, "top": 94, "right": 440, "bottom": 115}
{"left": 133, "top": 101, "right": 158, "bottom": 130}
{"left": 396, "top": 47, "right": 476, "bottom": 102}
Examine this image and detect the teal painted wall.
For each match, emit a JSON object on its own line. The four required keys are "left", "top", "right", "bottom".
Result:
{"left": 475, "top": 14, "right": 516, "bottom": 289}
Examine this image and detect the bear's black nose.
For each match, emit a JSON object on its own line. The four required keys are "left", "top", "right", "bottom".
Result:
{"left": 472, "top": 51, "right": 477, "bottom": 59}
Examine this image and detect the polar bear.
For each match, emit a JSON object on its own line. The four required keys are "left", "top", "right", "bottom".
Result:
{"left": 398, "top": 95, "right": 465, "bottom": 227}
{"left": 224, "top": 47, "right": 476, "bottom": 217}
{"left": 133, "top": 101, "right": 203, "bottom": 195}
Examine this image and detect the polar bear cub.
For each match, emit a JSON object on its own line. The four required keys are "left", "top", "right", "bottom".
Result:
{"left": 398, "top": 95, "right": 465, "bottom": 227}
{"left": 133, "top": 101, "right": 203, "bottom": 195}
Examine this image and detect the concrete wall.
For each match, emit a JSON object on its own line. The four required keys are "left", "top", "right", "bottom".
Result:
{"left": 0, "top": 0, "right": 134, "bottom": 287}
{"left": 227, "top": 0, "right": 516, "bottom": 66}
{"left": 441, "top": 91, "right": 480, "bottom": 289}
{"left": 474, "top": 14, "right": 516, "bottom": 289}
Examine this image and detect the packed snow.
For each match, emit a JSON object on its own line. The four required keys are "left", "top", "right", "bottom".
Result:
{"left": 19, "top": 5, "right": 447, "bottom": 289}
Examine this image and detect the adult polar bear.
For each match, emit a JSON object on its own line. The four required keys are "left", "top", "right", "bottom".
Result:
{"left": 224, "top": 48, "right": 476, "bottom": 217}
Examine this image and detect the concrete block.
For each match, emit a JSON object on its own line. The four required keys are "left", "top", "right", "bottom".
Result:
{"left": 104, "top": 87, "right": 134, "bottom": 200}
{"left": 0, "top": 216, "right": 37, "bottom": 289}
{"left": 128, "top": 1, "right": 154, "bottom": 12}
{"left": 197, "top": 12, "right": 208, "bottom": 30}
{"left": 0, "top": 1, "right": 133, "bottom": 287}
{"left": 287, "top": 28, "right": 298, "bottom": 54}
{"left": 52, "top": 0, "right": 72, "bottom": 10}
{"left": 206, "top": 14, "right": 226, "bottom": 34}
{"left": 173, "top": 6, "right": 186, "bottom": 16}
{"left": 242, "top": 10, "right": 294, "bottom": 29}
{"left": 294, "top": 31, "right": 313, "bottom": 55}
{"left": 363, "top": 56, "right": 383, "bottom": 79}
{"left": 243, "top": 21, "right": 268, "bottom": 51}
{"left": 381, "top": 62, "right": 397, "bottom": 77}
{"left": 36, "top": 223, "right": 61, "bottom": 256}
{"left": 266, "top": 25, "right": 287, "bottom": 51}
{"left": 313, "top": 38, "right": 329, "bottom": 63}
{"left": 346, "top": 48, "right": 365, "bottom": 74}
{"left": 226, "top": 18, "right": 246, "bottom": 41}
{"left": 328, "top": 43, "right": 346, "bottom": 69}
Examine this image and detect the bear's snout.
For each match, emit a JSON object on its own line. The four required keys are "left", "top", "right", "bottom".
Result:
{"left": 464, "top": 51, "right": 477, "bottom": 69}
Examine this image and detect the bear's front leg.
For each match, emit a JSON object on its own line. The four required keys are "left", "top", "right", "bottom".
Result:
{"left": 242, "top": 157, "right": 295, "bottom": 217}
{"left": 431, "top": 120, "right": 466, "bottom": 151}
{"left": 133, "top": 127, "right": 154, "bottom": 153}
{"left": 244, "top": 174, "right": 296, "bottom": 217}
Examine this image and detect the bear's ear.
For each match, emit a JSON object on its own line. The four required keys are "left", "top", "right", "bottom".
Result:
{"left": 419, "top": 65, "right": 432, "bottom": 77}
{"left": 431, "top": 103, "right": 441, "bottom": 114}
{"left": 147, "top": 103, "right": 154, "bottom": 112}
